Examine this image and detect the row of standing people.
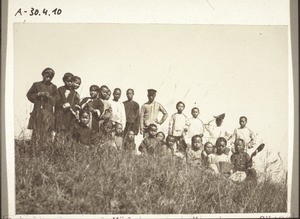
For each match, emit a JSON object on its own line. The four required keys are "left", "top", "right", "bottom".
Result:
{"left": 27, "top": 68, "right": 256, "bottom": 155}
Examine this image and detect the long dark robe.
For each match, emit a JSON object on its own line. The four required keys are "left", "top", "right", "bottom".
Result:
{"left": 27, "top": 81, "right": 58, "bottom": 140}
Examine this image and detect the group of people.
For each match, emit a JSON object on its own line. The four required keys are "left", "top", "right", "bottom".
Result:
{"left": 26, "top": 67, "right": 260, "bottom": 182}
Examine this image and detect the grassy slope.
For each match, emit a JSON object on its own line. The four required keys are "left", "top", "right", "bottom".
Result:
{"left": 15, "top": 139, "right": 287, "bottom": 214}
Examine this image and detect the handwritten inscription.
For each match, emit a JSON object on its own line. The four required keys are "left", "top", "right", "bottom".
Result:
{"left": 15, "top": 7, "right": 62, "bottom": 16}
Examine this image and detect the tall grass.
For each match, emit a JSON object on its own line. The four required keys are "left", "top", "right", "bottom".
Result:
{"left": 15, "top": 139, "right": 287, "bottom": 214}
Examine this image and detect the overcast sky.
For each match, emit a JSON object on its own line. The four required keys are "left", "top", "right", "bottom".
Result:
{"left": 14, "top": 23, "right": 288, "bottom": 166}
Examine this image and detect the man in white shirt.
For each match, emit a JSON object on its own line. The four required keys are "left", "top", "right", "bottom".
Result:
{"left": 110, "top": 88, "right": 126, "bottom": 130}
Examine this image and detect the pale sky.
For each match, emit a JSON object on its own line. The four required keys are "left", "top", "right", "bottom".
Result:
{"left": 14, "top": 23, "right": 288, "bottom": 165}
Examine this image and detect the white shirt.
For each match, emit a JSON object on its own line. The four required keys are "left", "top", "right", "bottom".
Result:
{"left": 205, "top": 122, "right": 231, "bottom": 144}
{"left": 187, "top": 117, "right": 205, "bottom": 138}
{"left": 110, "top": 100, "right": 126, "bottom": 130}
{"left": 168, "top": 113, "right": 190, "bottom": 137}
{"left": 232, "top": 127, "right": 255, "bottom": 145}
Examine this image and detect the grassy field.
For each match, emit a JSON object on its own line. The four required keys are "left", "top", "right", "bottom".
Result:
{"left": 15, "top": 139, "right": 287, "bottom": 214}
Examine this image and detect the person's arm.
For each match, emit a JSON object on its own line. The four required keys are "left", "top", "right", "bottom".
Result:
{"left": 246, "top": 153, "right": 252, "bottom": 168}
{"left": 168, "top": 114, "right": 175, "bottom": 136}
{"left": 158, "top": 103, "right": 168, "bottom": 125}
{"left": 184, "top": 115, "right": 190, "bottom": 133}
{"left": 26, "top": 82, "right": 39, "bottom": 103}
{"left": 121, "top": 103, "right": 126, "bottom": 130}
{"left": 204, "top": 119, "right": 215, "bottom": 135}
{"left": 248, "top": 128, "right": 256, "bottom": 148}
{"left": 133, "top": 102, "right": 140, "bottom": 134}
{"left": 230, "top": 154, "right": 237, "bottom": 172}
{"left": 138, "top": 139, "right": 147, "bottom": 153}
{"left": 140, "top": 105, "right": 145, "bottom": 134}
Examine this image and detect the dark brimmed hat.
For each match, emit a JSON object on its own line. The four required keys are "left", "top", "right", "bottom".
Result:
{"left": 214, "top": 113, "right": 225, "bottom": 120}
{"left": 147, "top": 89, "right": 157, "bottom": 94}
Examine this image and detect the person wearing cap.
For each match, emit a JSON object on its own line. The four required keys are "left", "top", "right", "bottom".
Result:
{"left": 204, "top": 113, "right": 232, "bottom": 144}
{"left": 27, "top": 67, "right": 58, "bottom": 144}
{"left": 140, "top": 89, "right": 168, "bottom": 136}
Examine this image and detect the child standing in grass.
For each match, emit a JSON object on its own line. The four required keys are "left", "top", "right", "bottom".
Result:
{"left": 186, "top": 107, "right": 205, "bottom": 147}
{"left": 168, "top": 101, "right": 190, "bottom": 143}
{"left": 72, "top": 76, "right": 82, "bottom": 121}
{"left": 229, "top": 138, "right": 257, "bottom": 182}
{"left": 231, "top": 116, "right": 256, "bottom": 153}
{"left": 27, "top": 68, "right": 58, "bottom": 143}
{"left": 138, "top": 123, "right": 161, "bottom": 155}
{"left": 123, "top": 89, "right": 140, "bottom": 138}
{"left": 71, "top": 109, "right": 100, "bottom": 146}
{"left": 55, "top": 73, "right": 80, "bottom": 135}
{"left": 186, "top": 134, "right": 204, "bottom": 166}
{"left": 79, "top": 85, "right": 104, "bottom": 132}
{"left": 110, "top": 88, "right": 126, "bottom": 130}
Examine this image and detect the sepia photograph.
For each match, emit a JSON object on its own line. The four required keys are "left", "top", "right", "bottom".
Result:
{"left": 2, "top": 0, "right": 297, "bottom": 218}
{"left": 13, "top": 23, "right": 289, "bottom": 215}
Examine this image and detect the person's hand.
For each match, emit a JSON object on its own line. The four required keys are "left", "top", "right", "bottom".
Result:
{"left": 44, "top": 92, "right": 50, "bottom": 98}
{"left": 63, "top": 102, "right": 71, "bottom": 109}
{"left": 37, "top": 92, "right": 45, "bottom": 97}
{"left": 155, "top": 119, "right": 161, "bottom": 125}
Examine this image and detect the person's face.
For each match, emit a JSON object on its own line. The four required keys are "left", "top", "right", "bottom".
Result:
{"left": 73, "top": 79, "right": 81, "bottom": 90}
{"left": 216, "top": 118, "right": 223, "bottom": 127}
{"left": 90, "top": 89, "right": 98, "bottom": 99}
{"left": 100, "top": 88, "right": 108, "bottom": 99}
{"left": 235, "top": 140, "right": 245, "bottom": 153}
{"left": 166, "top": 137, "right": 175, "bottom": 147}
{"left": 148, "top": 126, "right": 157, "bottom": 137}
{"left": 65, "top": 77, "right": 73, "bottom": 89}
{"left": 104, "top": 122, "right": 113, "bottom": 133}
{"left": 191, "top": 109, "right": 199, "bottom": 118}
{"left": 176, "top": 103, "right": 185, "bottom": 113}
{"left": 205, "top": 143, "right": 214, "bottom": 155}
{"left": 126, "top": 90, "right": 134, "bottom": 101}
{"left": 239, "top": 118, "right": 247, "bottom": 128}
{"left": 42, "top": 72, "right": 52, "bottom": 83}
{"left": 147, "top": 93, "right": 156, "bottom": 102}
{"left": 113, "top": 90, "right": 121, "bottom": 101}
{"left": 81, "top": 113, "right": 90, "bottom": 125}
{"left": 216, "top": 140, "right": 226, "bottom": 154}
{"left": 106, "top": 91, "right": 111, "bottom": 100}
{"left": 156, "top": 133, "right": 165, "bottom": 141}
{"left": 192, "top": 137, "right": 203, "bottom": 150}
{"left": 115, "top": 124, "right": 123, "bottom": 135}
{"left": 128, "top": 131, "right": 135, "bottom": 141}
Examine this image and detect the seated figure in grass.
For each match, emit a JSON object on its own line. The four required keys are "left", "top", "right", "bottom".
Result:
{"left": 138, "top": 123, "right": 161, "bottom": 155}
{"left": 229, "top": 138, "right": 257, "bottom": 182}
{"left": 186, "top": 134, "right": 204, "bottom": 167}
{"left": 156, "top": 131, "right": 166, "bottom": 147}
{"left": 71, "top": 109, "right": 100, "bottom": 146}
{"left": 214, "top": 137, "right": 232, "bottom": 174}
{"left": 201, "top": 141, "right": 219, "bottom": 173}
{"left": 123, "top": 130, "right": 136, "bottom": 152}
